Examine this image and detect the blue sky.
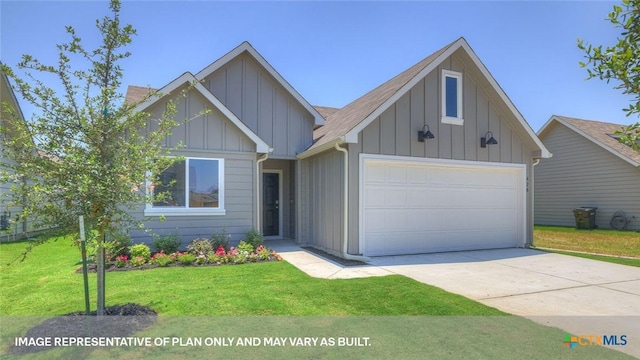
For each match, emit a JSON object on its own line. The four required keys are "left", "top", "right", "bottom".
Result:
{"left": 0, "top": 1, "right": 635, "bottom": 132}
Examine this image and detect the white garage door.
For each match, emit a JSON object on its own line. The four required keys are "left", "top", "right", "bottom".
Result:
{"left": 361, "top": 156, "right": 526, "bottom": 256}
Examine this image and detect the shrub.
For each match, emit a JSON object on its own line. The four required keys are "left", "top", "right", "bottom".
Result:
{"left": 210, "top": 228, "right": 231, "bottom": 251}
{"left": 237, "top": 240, "right": 254, "bottom": 254}
{"left": 152, "top": 232, "right": 181, "bottom": 254}
{"left": 195, "top": 253, "right": 207, "bottom": 265}
{"left": 256, "top": 245, "right": 270, "bottom": 261}
{"left": 104, "top": 231, "right": 133, "bottom": 260}
{"left": 130, "top": 255, "right": 146, "bottom": 267}
{"left": 187, "top": 238, "right": 213, "bottom": 256}
{"left": 244, "top": 228, "right": 264, "bottom": 248}
{"left": 176, "top": 252, "right": 196, "bottom": 265}
{"left": 129, "top": 244, "right": 151, "bottom": 262}
{"left": 115, "top": 255, "right": 128, "bottom": 268}
{"left": 150, "top": 251, "right": 174, "bottom": 267}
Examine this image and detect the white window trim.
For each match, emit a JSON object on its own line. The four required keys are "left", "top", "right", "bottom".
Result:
{"left": 144, "top": 157, "right": 226, "bottom": 217}
{"left": 441, "top": 69, "right": 464, "bottom": 126}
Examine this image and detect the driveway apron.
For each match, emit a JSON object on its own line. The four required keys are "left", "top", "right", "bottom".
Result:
{"left": 271, "top": 242, "right": 640, "bottom": 358}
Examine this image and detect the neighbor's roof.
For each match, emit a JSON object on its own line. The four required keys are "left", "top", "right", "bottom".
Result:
{"left": 124, "top": 85, "right": 156, "bottom": 104}
{"left": 539, "top": 115, "right": 640, "bottom": 167}
{"left": 299, "top": 37, "right": 550, "bottom": 159}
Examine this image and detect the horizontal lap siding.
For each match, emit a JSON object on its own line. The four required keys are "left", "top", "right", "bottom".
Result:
{"left": 135, "top": 89, "right": 260, "bottom": 245}
{"left": 535, "top": 123, "right": 640, "bottom": 230}
{"left": 131, "top": 152, "right": 256, "bottom": 246}
{"left": 202, "top": 53, "right": 315, "bottom": 159}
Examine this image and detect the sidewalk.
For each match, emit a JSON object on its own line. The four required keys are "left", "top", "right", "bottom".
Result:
{"left": 268, "top": 240, "right": 390, "bottom": 279}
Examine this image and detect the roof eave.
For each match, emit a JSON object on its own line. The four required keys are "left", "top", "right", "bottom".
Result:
{"left": 541, "top": 115, "right": 639, "bottom": 167}
{"left": 341, "top": 38, "right": 551, "bottom": 159}
{"left": 133, "top": 72, "right": 271, "bottom": 154}
{"left": 297, "top": 137, "right": 345, "bottom": 159}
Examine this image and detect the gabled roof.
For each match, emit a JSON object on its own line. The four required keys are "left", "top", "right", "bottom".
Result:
{"left": 314, "top": 105, "right": 340, "bottom": 119}
{"left": 299, "top": 37, "right": 550, "bottom": 159}
{"left": 131, "top": 72, "right": 271, "bottom": 154}
{"left": 539, "top": 115, "right": 640, "bottom": 167}
{"left": 195, "top": 41, "right": 325, "bottom": 128}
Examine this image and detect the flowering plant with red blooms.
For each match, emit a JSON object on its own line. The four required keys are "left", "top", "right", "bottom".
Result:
{"left": 226, "top": 247, "right": 238, "bottom": 257}
{"left": 215, "top": 245, "right": 226, "bottom": 256}
{"left": 115, "top": 255, "right": 128, "bottom": 268}
{"left": 256, "top": 245, "right": 270, "bottom": 260}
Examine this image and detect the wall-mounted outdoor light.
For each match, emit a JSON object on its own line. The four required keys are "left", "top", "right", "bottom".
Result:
{"left": 480, "top": 131, "right": 498, "bottom": 148}
{"left": 418, "top": 124, "right": 435, "bottom": 142}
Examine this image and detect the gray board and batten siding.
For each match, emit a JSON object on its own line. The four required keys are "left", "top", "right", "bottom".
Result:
{"left": 535, "top": 121, "right": 640, "bottom": 231}
{"left": 200, "top": 52, "right": 316, "bottom": 159}
{"left": 300, "top": 48, "right": 537, "bottom": 256}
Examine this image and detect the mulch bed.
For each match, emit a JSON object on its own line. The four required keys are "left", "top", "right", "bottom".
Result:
{"left": 75, "top": 253, "right": 283, "bottom": 273}
{"left": 8, "top": 303, "right": 157, "bottom": 355}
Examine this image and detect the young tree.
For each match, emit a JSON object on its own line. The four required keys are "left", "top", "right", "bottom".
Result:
{"left": 1, "top": 0, "right": 187, "bottom": 315}
{"left": 578, "top": 0, "right": 640, "bottom": 150}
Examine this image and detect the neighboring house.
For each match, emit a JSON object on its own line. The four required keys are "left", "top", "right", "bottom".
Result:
{"left": 535, "top": 115, "right": 640, "bottom": 231}
{"left": 127, "top": 38, "right": 550, "bottom": 257}
{"left": 0, "top": 72, "right": 28, "bottom": 240}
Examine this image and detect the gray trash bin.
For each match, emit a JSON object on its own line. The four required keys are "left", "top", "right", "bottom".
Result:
{"left": 572, "top": 207, "right": 597, "bottom": 229}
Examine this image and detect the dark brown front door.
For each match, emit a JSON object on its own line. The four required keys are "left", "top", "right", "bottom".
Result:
{"left": 263, "top": 172, "right": 279, "bottom": 237}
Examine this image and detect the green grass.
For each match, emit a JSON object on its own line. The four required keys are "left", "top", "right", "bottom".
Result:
{"left": 534, "top": 225, "right": 640, "bottom": 258}
{"left": 1, "top": 235, "right": 635, "bottom": 359}
{"left": 0, "top": 236, "right": 501, "bottom": 316}
{"left": 537, "top": 248, "right": 640, "bottom": 267}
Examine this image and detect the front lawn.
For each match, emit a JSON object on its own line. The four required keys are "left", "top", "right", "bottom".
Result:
{"left": 0, "top": 236, "right": 500, "bottom": 316}
{"left": 1, "top": 235, "right": 633, "bottom": 359}
{"left": 533, "top": 225, "right": 640, "bottom": 258}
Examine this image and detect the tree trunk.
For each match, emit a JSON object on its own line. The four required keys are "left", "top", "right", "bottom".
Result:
{"left": 96, "top": 234, "right": 106, "bottom": 316}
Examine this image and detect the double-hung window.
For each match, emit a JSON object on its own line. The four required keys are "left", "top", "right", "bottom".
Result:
{"left": 145, "top": 157, "right": 225, "bottom": 216}
{"left": 441, "top": 70, "right": 464, "bottom": 125}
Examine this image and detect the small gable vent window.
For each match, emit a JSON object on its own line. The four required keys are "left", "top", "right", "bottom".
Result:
{"left": 441, "top": 70, "right": 463, "bottom": 126}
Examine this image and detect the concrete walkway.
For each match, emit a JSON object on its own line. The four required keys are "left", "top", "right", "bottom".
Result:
{"left": 270, "top": 241, "right": 640, "bottom": 358}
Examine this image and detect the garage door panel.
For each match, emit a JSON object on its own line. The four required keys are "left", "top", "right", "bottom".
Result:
{"left": 362, "top": 158, "right": 524, "bottom": 256}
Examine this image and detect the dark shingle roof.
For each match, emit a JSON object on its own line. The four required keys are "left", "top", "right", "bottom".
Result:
{"left": 313, "top": 106, "right": 340, "bottom": 119}
{"left": 309, "top": 38, "right": 460, "bottom": 150}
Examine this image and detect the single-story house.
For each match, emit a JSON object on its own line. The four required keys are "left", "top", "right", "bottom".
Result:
{"left": 127, "top": 37, "right": 550, "bottom": 258}
{"left": 535, "top": 115, "right": 640, "bottom": 231}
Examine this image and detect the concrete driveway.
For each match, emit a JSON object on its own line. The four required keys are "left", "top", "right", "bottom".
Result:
{"left": 271, "top": 243, "right": 640, "bottom": 358}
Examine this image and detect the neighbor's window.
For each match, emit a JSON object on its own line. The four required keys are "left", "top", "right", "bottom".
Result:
{"left": 441, "top": 69, "right": 463, "bottom": 125}
{"left": 145, "top": 157, "right": 225, "bottom": 216}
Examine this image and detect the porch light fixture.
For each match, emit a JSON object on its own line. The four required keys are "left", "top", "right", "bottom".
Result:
{"left": 418, "top": 124, "right": 435, "bottom": 142}
{"left": 480, "top": 131, "right": 497, "bottom": 148}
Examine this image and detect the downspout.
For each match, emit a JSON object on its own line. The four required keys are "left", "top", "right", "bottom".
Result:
{"left": 530, "top": 158, "right": 541, "bottom": 248}
{"left": 334, "top": 143, "right": 370, "bottom": 262}
{"left": 256, "top": 151, "right": 271, "bottom": 232}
